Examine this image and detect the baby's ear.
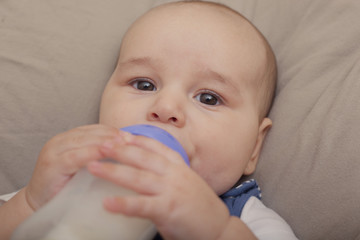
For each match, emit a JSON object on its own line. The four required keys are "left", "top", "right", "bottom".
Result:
{"left": 244, "top": 118, "right": 272, "bottom": 175}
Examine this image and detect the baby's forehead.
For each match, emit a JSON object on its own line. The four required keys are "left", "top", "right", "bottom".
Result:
{"left": 127, "top": 2, "right": 249, "bottom": 35}
{"left": 147, "top": 2, "right": 247, "bottom": 26}
{"left": 121, "top": 2, "right": 264, "bottom": 55}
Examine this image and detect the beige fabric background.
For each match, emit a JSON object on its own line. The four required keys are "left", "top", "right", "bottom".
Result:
{"left": 1, "top": 0, "right": 359, "bottom": 239}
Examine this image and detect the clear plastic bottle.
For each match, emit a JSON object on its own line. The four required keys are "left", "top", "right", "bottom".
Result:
{"left": 11, "top": 125, "right": 189, "bottom": 240}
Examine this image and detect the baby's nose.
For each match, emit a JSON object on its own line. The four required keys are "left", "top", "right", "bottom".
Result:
{"left": 147, "top": 92, "right": 185, "bottom": 127}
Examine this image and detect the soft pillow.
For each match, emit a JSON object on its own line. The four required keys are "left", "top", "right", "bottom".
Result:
{"left": 0, "top": 0, "right": 152, "bottom": 193}
{"left": 1, "top": 0, "right": 359, "bottom": 239}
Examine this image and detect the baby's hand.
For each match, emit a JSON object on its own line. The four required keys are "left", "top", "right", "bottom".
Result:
{"left": 88, "top": 131, "right": 233, "bottom": 240}
{"left": 24, "top": 124, "right": 120, "bottom": 211}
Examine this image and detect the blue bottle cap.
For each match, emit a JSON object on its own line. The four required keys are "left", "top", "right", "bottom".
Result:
{"left": 121, "top": 124, "right": 190, "bottom": 166}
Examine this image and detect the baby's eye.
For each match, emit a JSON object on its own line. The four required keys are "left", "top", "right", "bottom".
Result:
{"left": 195, "top": 92, "right": 221, "bottom": 106}
{"left": 131, "top": 79, "right": 156, "bottom": 91}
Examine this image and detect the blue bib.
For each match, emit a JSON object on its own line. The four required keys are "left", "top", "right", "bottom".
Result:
{"left": 220, "top": 179, "right": 261, "bottom": 217}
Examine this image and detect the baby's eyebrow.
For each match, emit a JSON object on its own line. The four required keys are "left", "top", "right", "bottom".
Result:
{"left": 198, "top": 68, "right": 239, "bottom": 93}
{"left": 118, "top": 57, "right": 159, "bottom": 69}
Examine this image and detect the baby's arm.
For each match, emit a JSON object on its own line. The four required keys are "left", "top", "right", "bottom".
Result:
{"left": 0, "top": 125, "right": 120, "bottom": 240}
{"left": 0, "top": 189, "right": 34, "bottom": 240}
{"left": 88, "top": 132, "right": 257, "bottom": 240}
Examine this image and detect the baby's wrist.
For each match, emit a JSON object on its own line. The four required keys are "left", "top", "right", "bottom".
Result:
{"left": 21, "top": 187, "right": 36, "bottom": 213}
{"left": 216, "top": 216, "right": 257, "bottom": 240}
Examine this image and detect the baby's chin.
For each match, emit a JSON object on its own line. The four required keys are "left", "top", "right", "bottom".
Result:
{"left": 210, "top": 174, "right": 243, "bottom": 196}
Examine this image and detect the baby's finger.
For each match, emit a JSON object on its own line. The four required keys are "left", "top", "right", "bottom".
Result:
{"left": 52, "top": 125, "right": 120, "bottom": 154}
{"left": 59, "top": 145, "right": 108, "bottom": 175}
{"left": 88, "top": 161, "right": 163, "bottom": 195}
{"left": 99, "top": 141, "right": 173, "bottom": 174}
{"left": 103, "top": 195, "right": 162, "bottom": 221}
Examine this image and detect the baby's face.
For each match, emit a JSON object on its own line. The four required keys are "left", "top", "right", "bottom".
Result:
{"left": 99, "top": 4, "right": 271, "bottom": 195}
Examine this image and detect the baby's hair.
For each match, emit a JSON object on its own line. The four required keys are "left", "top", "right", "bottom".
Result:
{"left": 161, "top": 0, "right": 278, "bottom": 119}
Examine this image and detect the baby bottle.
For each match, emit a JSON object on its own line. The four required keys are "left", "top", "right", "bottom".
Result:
{"left": 11, "top": 124, "right": 190, "bottom": 240}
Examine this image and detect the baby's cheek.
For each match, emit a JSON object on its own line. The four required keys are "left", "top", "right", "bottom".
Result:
{"left": 190, "top": 163, "right": 226, "bottom": 195}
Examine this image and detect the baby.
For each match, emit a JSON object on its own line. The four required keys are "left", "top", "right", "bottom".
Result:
{"left": 0, "top": 1, "right": 297, "bottom": 239}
